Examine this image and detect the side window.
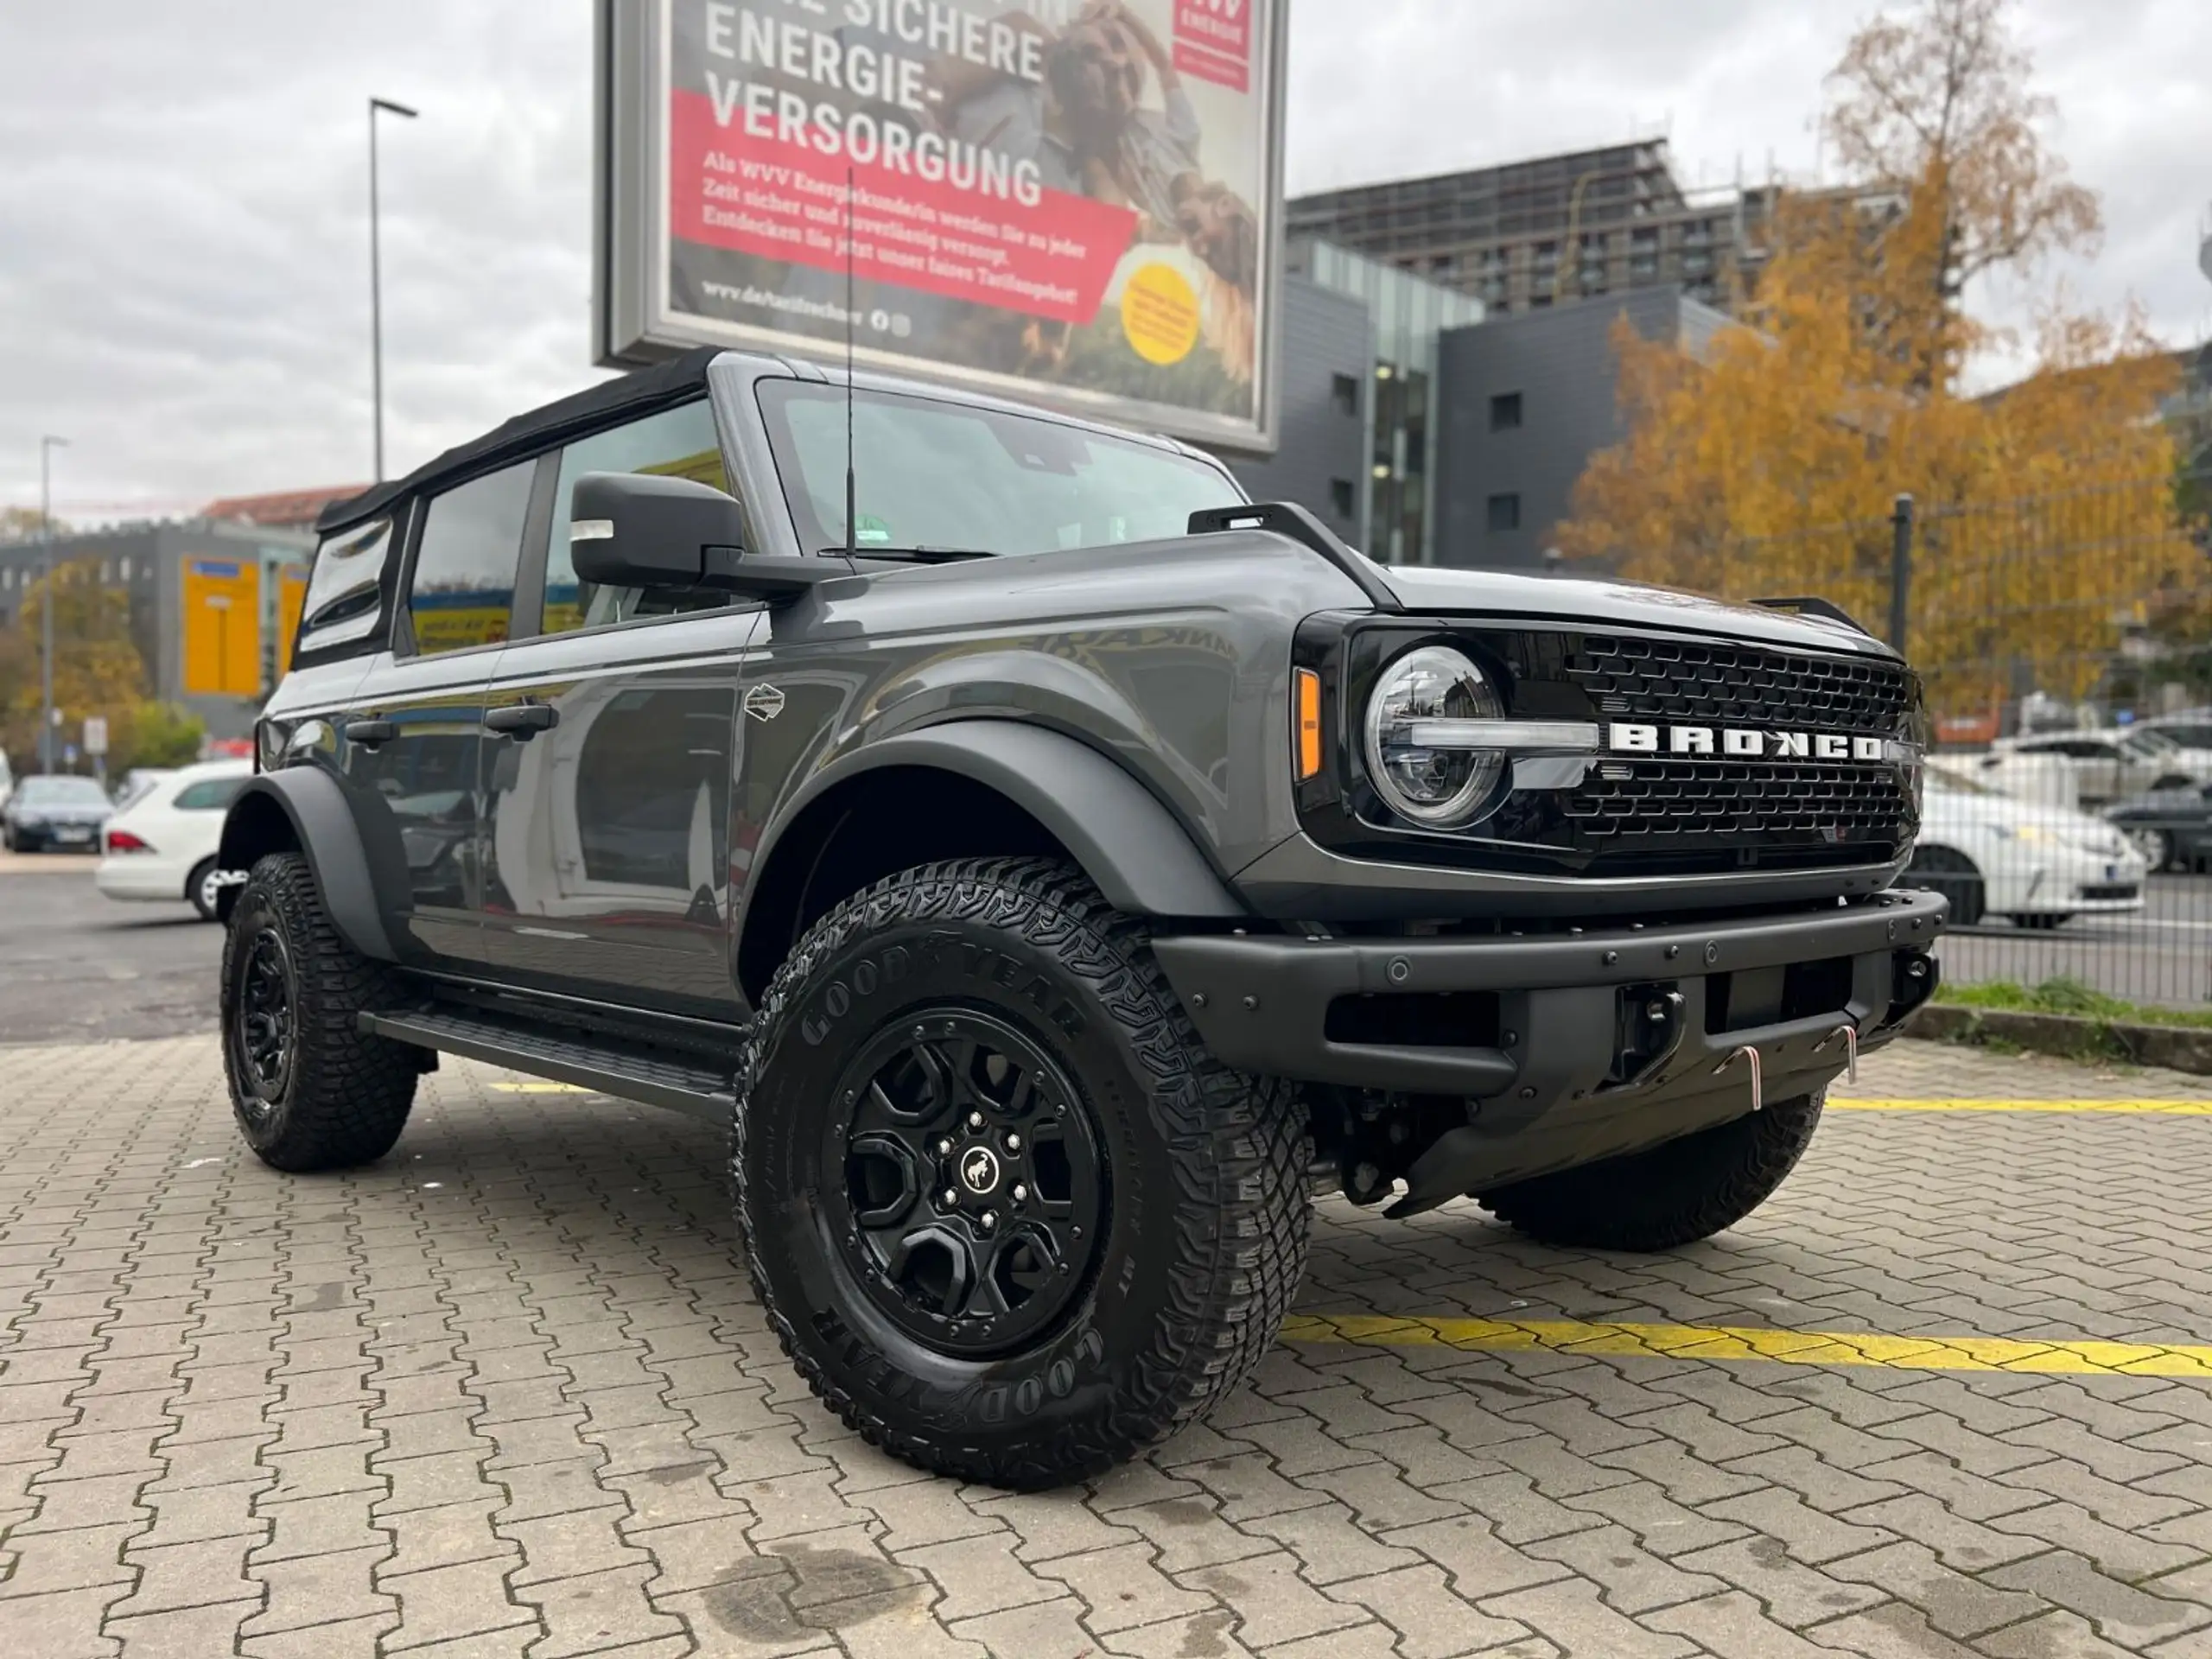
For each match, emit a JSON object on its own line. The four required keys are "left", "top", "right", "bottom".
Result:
{"left": 296, "top": 516, "right": 396, "bottom": 655}
{"left": 407, "top": 461, "right": 535, "bottom": 656}
{"left": 174, "top": 778, "right": 246, "bottom": 811}
{"left": 544, "top": 401, "right": 731, "bottom": 633}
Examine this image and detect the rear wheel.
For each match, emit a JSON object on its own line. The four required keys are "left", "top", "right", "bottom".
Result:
{"left": 734, "top": 857, "right": 1311, "bottom": 1490}
{"left": 221, "top": 851, "right": 417, "bottom": 1171}
{"left": 1479, "top": 1093, "right": 1824, "bottom": 1251}
{"left": 188, "top": 856, "right": 225, "bottom": 922}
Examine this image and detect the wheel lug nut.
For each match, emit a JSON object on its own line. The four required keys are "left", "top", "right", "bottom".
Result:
{"left": 979, "top": 1211, "right": 997, "bottom": 1232}
{"left": 967, "top": 1111, "right": 985, "bottom": 1130}
{"left": 941, "top": 1188, "right": 959, "bottom": 1207}
{"left": 1011, "top": 1183, "right": 1028, "bottom": 1203}
{"left": 1003, "top": 1131, "right": 1021, "bottom": 1152}
{"left": 936, "top": 1137, "right": 953, "bottom": 1156}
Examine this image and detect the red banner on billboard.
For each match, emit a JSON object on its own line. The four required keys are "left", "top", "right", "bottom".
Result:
{"left": 1173, "top": 0, "right": 1252, "bottom": 90}
{"left": 671, "top": 91, "right": 1139, "bottom": 327}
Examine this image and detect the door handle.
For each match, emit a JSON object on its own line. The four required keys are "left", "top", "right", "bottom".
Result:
{"left": 344, "top": 718, "right": 397, "bottom": 749}
{"left": 484, "top": 703, "right": 559, "bottom": 739}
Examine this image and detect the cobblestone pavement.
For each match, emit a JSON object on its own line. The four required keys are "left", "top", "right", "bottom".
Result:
{"left": 5, "top": 1035, "right": 2212, "bottom": 1657}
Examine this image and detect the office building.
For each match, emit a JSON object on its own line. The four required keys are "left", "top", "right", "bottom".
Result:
{"left": 1287, "top": 140, "right": 1773, "bottom": 318}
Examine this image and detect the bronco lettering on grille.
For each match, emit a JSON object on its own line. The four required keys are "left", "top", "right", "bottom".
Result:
{"left": 1607, "top": 723, "right": 1890, "bottom": 762}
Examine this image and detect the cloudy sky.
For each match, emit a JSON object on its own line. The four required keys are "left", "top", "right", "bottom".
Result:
{"left": 3, "top": 0, "right": 2207, "bottom": 521}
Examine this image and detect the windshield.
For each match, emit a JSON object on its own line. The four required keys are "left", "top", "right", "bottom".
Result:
{"left": 15, "top": 777, "right": 109, "bottom": 806}
{"left": 758, "top": 380, "right": 1244, "bottom": 559}
{"left": 2123, "top": 729, "right": 2178, "bottom": 757}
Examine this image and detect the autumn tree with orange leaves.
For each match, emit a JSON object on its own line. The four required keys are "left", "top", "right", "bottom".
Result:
{"left": 1556, "top": 0, "right": 2191, "bottom": 704}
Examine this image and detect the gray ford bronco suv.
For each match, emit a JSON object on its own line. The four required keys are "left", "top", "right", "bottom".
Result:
{"left": 219, "top": 346, "right": 1943, "bottom": 1488}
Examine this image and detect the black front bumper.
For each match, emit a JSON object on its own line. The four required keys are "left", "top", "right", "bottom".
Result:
{"left": 1153, "top": 887, "right": 1946, "bottom": 1205}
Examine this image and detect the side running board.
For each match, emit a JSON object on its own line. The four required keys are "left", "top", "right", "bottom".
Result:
{"left": 359, "top": 1007, "right": 734, "bottom": 1123}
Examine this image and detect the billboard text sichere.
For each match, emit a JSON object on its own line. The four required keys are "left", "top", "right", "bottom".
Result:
{"left": 599, "top": 0, "right": 1283, "bottom": 453}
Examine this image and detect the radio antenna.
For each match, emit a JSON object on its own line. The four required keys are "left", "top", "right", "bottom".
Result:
{"left": 844, "top": 164, "right": 857, "bottom": 560}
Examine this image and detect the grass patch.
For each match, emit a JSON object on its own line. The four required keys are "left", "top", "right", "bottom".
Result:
{"left": 1942, "top": 976, "right": 2212, "bottom": 1030}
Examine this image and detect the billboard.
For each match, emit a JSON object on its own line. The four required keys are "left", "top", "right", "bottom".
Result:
{"left": 181, "top": 559, "right": 263, "bottom": 697}
{"left": 597, "top": 0, "right": 1286, "bottom": 453}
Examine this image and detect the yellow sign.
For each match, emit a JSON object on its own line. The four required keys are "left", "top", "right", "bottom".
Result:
{"left": 410, "top": 592, "right": 512, "bottom": 655}
{"left": 181, "top": 558, "right": 263, "bottom": 696}
{"left": 1121, "top": 263, "right": 1202, "bottom": 366}
{"left": 276, "top": 565, "right": 308, "bottom": 677}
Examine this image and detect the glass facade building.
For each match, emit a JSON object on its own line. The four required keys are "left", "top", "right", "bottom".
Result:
{"left": 1288, "top": 239, "right": 1484, "bottom": 566}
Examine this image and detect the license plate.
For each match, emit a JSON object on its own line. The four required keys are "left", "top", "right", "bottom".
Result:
{"left": 56, "top": 828, "right": 91, "bottom": 842}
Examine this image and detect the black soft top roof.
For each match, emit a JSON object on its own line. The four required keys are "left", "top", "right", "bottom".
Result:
{"left": 315, "top": 346, "right": 723, "bottom": 535}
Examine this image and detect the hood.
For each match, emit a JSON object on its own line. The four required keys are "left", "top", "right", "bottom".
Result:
{"left": 1373, "top": 562, "right": 1899, "bottom": 660}
{"left": 1923, "top": 785, "right": 2123, "bottom": 843}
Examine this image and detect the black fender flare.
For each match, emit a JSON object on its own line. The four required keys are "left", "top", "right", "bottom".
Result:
{"left": 218, "top": 768, "right": 400, "bottom": 963}
{"left": 740, "top": 720, "right": 1246, "bottom": 940}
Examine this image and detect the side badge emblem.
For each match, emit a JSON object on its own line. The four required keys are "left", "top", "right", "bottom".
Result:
{"left": 744, "top": 683, "right": 786, "bottom": 722}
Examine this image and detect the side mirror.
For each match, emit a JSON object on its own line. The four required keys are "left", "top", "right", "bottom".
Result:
{"left": 569, "top": 471, "right": 860, "bottom": 605}
{"left": 569, "top": 472, "right": 746, "bottom": 590}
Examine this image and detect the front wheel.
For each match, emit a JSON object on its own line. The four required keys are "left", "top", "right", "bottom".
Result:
{"left": 2008, "top": 912, "right": 2068, "bottom": 931}
{"left": 734, "top": 857, "right": 1311, "bottom": 1490}
{"left": 2126, "top": 827, "right": 2174, "bottom": 872}
{"left": 1478, "top": 1093, "right": 1824, "bottom": 1251}
{"left": 221, "top": 851, "right": 417, "bottom": 1171}
{"left": 1899, "top": 846, "right": 1983, "bottom": 927}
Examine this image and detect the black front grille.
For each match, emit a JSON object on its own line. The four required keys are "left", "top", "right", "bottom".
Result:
{"left": 1304, "top": 618, "right": 1924, "bottom": 881}
{"left": 1564, "top": 634, "right": 1915, "bottom": 733}
{"left": 1558, "top": 760, "right": 1914, "bottom": 874}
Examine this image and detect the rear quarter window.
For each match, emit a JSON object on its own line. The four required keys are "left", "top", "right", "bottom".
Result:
{"left": 296, "top": 516, "right": 398, "bottom": 658}
{"left": 174, "top": 779, "right": 247, "bottom": 811}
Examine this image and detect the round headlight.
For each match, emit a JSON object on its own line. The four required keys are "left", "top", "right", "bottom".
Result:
{"left": 1363, "top": 646, "right": 1505, "bottom": 827}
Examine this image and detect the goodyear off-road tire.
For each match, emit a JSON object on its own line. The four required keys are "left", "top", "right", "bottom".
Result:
{"left": 734, "top": 857, "right": 1311, "bottom": 1490}
{"left": 1478, "top": 1092, "right": 1823, "bottom": 1251}
{"left": 221, "top": 851, "right": 417, "bottom": 1172}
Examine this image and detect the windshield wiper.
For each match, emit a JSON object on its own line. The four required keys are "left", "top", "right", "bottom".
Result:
{"left": 821, "top": 545, "right": 995, "bottom": 564}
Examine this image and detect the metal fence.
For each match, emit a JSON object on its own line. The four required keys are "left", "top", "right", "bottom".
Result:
{"left": 1722, "top": 467, "right": 2212, "bottom": 1009}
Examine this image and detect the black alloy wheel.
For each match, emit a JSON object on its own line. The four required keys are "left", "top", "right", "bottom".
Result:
{"left": 825, "top": 1010, "right": 1105, "bottom": 1358}
{"left": 227, "top": 920, "right": 297, "bottom": 1121}
{"left": 219, "top": 851, "right": 418, "bottom": 1171}
{"left": 735, "top": 857, "right": 1313, "bottom": 1490}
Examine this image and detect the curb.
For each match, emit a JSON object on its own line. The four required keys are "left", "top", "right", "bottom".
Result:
{"left": 1909, "top": 1003, "right": 2212, "bottom": 1074}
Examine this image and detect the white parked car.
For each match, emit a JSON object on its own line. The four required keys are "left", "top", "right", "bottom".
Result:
{"left": 1983, "top": 728, "right": 2212, "bottom": 807}
{"left": 111, "top": 766, "right": 177, "bottom": 811}
{"left": 95, "top": 759, "right": 253, "bottom": 920}
{"left": 1898, "top": 761, "right": 2147, "bottom": 929}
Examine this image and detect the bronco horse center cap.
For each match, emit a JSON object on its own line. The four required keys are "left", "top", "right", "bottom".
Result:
{"left": 960, "top": 1147, "right": 1001, "bottom": 1195}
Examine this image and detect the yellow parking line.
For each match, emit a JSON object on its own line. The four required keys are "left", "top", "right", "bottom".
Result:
{"left": 1831, "top": 1096, "right": 2212, "bottom": 1115}
{"left": 487, "top": 1080, "right": 596, "bottom": 1094}
{"left": 1281, "top": 1313, "right": 2212, "bottom": 1378}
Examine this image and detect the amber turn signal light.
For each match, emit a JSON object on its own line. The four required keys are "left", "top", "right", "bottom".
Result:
{"left": 1294, "top": 668, "right": 1323, "bottom": 780}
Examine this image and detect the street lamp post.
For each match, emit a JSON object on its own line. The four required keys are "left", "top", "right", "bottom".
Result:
{"left": 38, "top": 435, "right": 68, "bottom": 776}
{"left": 369, "top": 95, "right": 419, "bottom": 483}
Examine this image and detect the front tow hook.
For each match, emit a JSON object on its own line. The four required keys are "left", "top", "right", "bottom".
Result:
{"left": 1713, "top": 1044, "right": 1764, "bottom": 1111}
